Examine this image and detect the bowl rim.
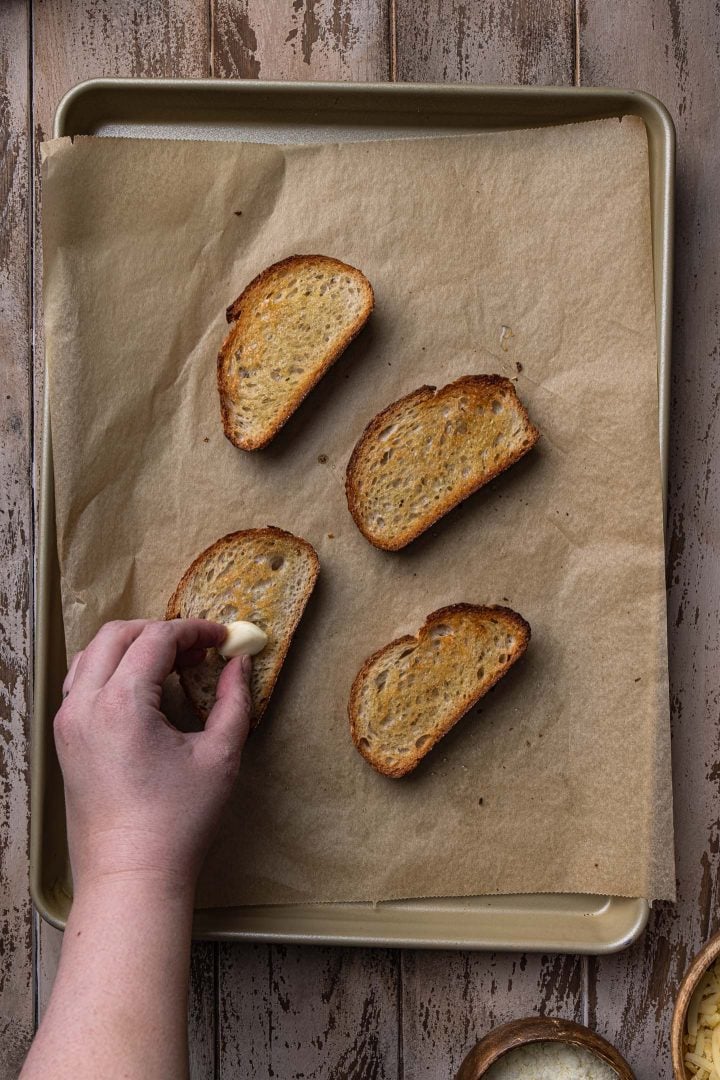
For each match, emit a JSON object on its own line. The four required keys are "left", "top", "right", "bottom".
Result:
{"left": 455, "top": 1016, "right": 635, "bottom": 1079}
{"left": 671, "top": 930, "right": 720, "bottom": 1080}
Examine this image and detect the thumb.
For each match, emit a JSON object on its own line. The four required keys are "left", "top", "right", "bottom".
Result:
{"left": 203, "top": 655, "right": 253, "bottom": 757}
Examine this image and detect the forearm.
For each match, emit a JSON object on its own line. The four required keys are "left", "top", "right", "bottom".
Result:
{"left": 22, "top": 874, "right": 194, "bottom": 1080}
{"left": 22, "top": 620, "right": 250, "bottom": 1077}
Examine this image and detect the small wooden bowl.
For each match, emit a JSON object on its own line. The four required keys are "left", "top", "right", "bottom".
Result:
{"left": 671, "top": 930, "right": 720, "bottom": 1079}
{"left": 456, "top": 1016, "right": 635, "bottom": 1080}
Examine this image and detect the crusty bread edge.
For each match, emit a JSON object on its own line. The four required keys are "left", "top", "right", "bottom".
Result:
{"left": 345, "top": 375, "right": 540, "bottom": 551}
{"left": 218, "top": 255, "right": 375, "bottom": 451}
{"left": 165, "top": 526, "right": 320, "bottom": 727}
{"left": 348, "top": 604, "right": 531, "bottom": 778}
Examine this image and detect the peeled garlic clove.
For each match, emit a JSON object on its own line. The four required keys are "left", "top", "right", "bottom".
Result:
{"left": 218, "top": 620, "right": 268, "bottom": 659}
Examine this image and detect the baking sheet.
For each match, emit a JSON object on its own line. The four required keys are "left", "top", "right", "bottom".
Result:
{"left": 32, "top": 79, "right": 676, "bottom": 952}
{"left": 40, "top": 116, "right": 677, "bottom": 911}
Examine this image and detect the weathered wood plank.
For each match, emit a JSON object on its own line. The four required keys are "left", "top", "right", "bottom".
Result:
{"left": 218, "top": 945, "right": 273, "bottom": 1078}
{"left": 0, "top": 2, "right": 34, "bottom": 1075}
{"left": 188, "top": 943, "right": 216, "bottom": 1080}
{"left": 31, "top": 5, "right": 214, "bottom": 1076}
{"left": 395, "top": 0, "right": 576, "bottom": 85}
{"left": 212, "top": 0, "right": 391, "bottom": 80}
{"left": 393, "top": 4, "right": 581, "bottom": 1075}
{"left": 581, "top": 2, "right": 720, "bottom": 1077}
{"left": 33, "top": 0, "right": 210, "bottom": 134}
{"left": 219, "top": 944, "right": 400, "bottom": 1079}
{"left": 402, "top": 952, "right": 584, "bottom": 1078}
{"left": 209, "top": 9, "right": 401, "bottom": 1079}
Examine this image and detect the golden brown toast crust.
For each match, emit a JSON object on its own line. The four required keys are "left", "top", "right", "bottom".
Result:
{"left": 348, "top": 604, "right": 530, "bottom": 778}
{"left": 218, "top": 255, "right": 374, "bottom": 451}
{"left": 345, "top": 375, "right": 540, "bottom": 551}
{"left": 166, "top": 526, "right": 319, "bottom": 726}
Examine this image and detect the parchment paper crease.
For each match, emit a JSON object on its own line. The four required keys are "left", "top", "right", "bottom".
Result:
{"left": 41, "top": 118, "right": 674, "bottom": 905}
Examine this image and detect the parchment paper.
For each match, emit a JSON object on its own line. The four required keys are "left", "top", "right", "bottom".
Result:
{"left": 41, "top": 118, "right": 674, "bottom": 905}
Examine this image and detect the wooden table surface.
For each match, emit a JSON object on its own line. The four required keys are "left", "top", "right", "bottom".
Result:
{"left": 1, "top": 2, "right": 717, "bottom": 1077}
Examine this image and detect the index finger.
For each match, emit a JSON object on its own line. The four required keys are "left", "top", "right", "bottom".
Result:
{"left": 113, "top": 619, "right": 228, "bottom": 688}
{"left": 69, "top": 620, "right": 153, "bottom": 693}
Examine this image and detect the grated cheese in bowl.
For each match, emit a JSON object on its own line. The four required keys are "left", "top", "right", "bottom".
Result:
{"left": 484, "top": 1040, "right": 619, "bottom": 1079}
{"left": 684, "top": 958, "right": 720, "bottom": 1079}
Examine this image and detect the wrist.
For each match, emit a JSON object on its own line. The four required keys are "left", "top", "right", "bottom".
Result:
{"left": 68, "top": 820, "right": 202, "bottom": 909}
{"left": 72, "top": 865, "right": 196, "bottom": 913}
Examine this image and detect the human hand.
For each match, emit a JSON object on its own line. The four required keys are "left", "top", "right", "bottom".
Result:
{"left": 54, "top": 619, "right": 251, "bottom": 899}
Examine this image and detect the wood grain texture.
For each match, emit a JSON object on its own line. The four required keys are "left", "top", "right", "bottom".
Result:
{"left": 0, "top": 2, "right": 34, "bottom": 1075}
{"left": 402, "top": 952, "right": 584, "bottom": 1078}
{"left": 30, "top": 4, "right": 214, "bottom": 1074}
{"left": 33, "top": 0, "right": 210, "bottom": 136}
{"left": 581, "top": 2, "right": 720, "bottom": 1077}
{"left": 394, "top": 0, "right": 576, "bottom": 85}
{"left": 392, "top": 4, "right": 582, "bottom": 1076}
{"left": 188, "top": 943, "right": 216, "bottom": 1080}
{"left": 212, "top": 0, "right": 391, "bottom": 80}
{"left": 218, "top": 944, "right": 400, "bottom": 1079}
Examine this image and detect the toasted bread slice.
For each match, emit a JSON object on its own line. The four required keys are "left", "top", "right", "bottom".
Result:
{"left": 346, "top": 375, "right": 539, "bottom": 550}
{"left": 166, "top": 527, "right": 319, "bottom": 725}
{"left": 218, "top": 255, "right": 374, "bottom": 450}
{"left": 349, "top": 604, "right": 530, "bottom": 778}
